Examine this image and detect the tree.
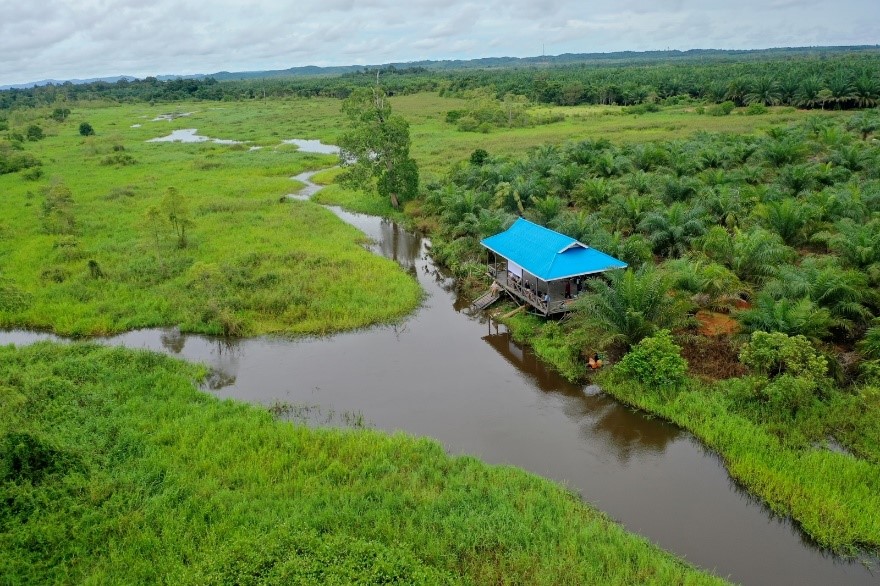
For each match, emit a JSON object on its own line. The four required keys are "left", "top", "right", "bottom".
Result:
{"left": 638, "top": 202, "right": 707, "bottom": 258}
{"left": 338, "top": 86, "right": 418, "bottom": 209}
{"left": 79, "top": 122, "right": 95, "bottom": 136}
{"left": 162, "top": 187, "right": 192, "bottom": 249}
{"left": 570, "top": 267, "right": 694, "bottom": 352}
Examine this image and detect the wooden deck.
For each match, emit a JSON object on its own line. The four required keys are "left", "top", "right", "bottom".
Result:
{"left": 490, "top": 268, "right": 576, "bottom": 316}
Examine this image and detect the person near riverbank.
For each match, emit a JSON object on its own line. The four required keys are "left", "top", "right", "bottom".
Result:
{"left": 491, "top": 280, "right": 500, "bottom": 296}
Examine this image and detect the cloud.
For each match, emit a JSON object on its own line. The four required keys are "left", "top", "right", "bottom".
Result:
{"left": 0, "top": 0, "right": 876, "bottom": 85}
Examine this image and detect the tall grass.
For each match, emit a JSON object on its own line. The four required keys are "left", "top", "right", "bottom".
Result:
{"left": 596, "top": 368, "right": 880, "bottom": 556}
{"left": 0, "top": 342, "right": 726, "bottom": 584}
{"left": 0, "top": 102, "right": 421, "bottom": 336}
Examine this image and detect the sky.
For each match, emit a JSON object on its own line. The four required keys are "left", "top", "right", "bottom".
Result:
{"left": 1, "top": 0, "right": 877, "bottom": 86}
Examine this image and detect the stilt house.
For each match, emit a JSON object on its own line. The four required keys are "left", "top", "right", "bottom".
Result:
{"left": 480, "top": 218, "right": 627, "bottom": 315}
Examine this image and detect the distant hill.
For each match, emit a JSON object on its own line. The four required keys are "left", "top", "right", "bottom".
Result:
{"left": 3, "top": 45, "right": 878, "bottom": 89}
{"left": 0, "top": 74, "right": 201, "bottom": 91}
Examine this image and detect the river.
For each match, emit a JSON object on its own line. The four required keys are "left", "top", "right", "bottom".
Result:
{"left": 2, "top": 167, "right": 876, "bottom": 586}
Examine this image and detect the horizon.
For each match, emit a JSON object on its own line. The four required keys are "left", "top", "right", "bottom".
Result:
{"left": 2, "top": 0, "right": 877, "bottom": 87}
{"left": 3, "top": 44, "right": 878, "bottom": 90}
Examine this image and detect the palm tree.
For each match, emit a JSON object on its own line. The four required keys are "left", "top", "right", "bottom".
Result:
{"left": 551, "top": 210, "right": 607, "bottom": 244}
{"left": 762, "top": 257, "right": 875, "bottom": 335}
{"left": 575, "top": 177, "right": 613, "bottom": 208}
{"left": 761, "top": 135, "right": 807, "bottom": 168}
{"left": 606, "top": 192, "right": 659, "bottom": 234}
{"left": 825, "top": 71, "right": 855, "bottom": 109}
{"left": 638, "top": 202, "right": 707, "bottom": 258}
{"left": 549, "top": 163, "right": 584, "bottom": 201}
{"left": 819, "top": 218, "right": 880, "bottom": 284}
{"left": 660, "top": 174, "right": 701, "bottom": 203}
{"left": 852, "top": 75, "right": 880, "bottom": 108}
{"left": 725, "top": 77, "right": 751, "bottom": 107}
{"left": 857, "top": 319, "right": 880, "bottom": 360}
{"left": 757, "top": 197, "right": 814, "bottom": 246}
{"left": 700, "top": 226, "right": 794, "bottom": 285}
{"left": 528, "top": 196, "right": 565, "bottom": 225}
{"left": 777, "top": 164, "right": 815, "bottom": 195}
{"left": 795, "top": 76, "right": 823, "bottom": 109}
{"left": 738, "top": 293, "right": 833, "bottom": 341}
{"left": 570, "top": 267, "right": 694, "bottom": 352}
{"left": 704, "top": 186, "right": 747, "bottom": 230}
{"left": 745, "top": 76, "right": 782, "bottom": 106}
{"left": 664, "top": 258, "right": 748, "bottom": 311}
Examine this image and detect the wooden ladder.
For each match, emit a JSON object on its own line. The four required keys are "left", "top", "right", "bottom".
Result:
{"left": 470, "top": 290, "right": 500, "bottom": 311}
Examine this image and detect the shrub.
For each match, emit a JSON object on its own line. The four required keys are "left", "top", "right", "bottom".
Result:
{"left": 746, "top": 103, "right": 768, "bottom": 115}
{"left": 617, "top": 329, "right": 688, "bottom": 390}
{"left": 739, "top": 331, "right": 827, "bottom": 380}
{"left": 708, "top": 101, "right": 735, "bottom": 116}
{"left": 26, "top": 125, "right": 44, "bottom": 141}
{"left": 469, "top": 148, "right": 489, "bottom": 166}
{"left": 79, "top": 122, "right": 95, "bottom": 136}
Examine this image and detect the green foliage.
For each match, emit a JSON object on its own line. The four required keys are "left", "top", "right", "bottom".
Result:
{"left": 50, "top": 107, "right": 70, "bottom": 122}
{"left": 0, "top": 101, "right": 421, "bottom": 337}
{"left": 739, "top": 331, "right": 828, "bottom": 380}
{"left": 738, "top": 294, "right": 833, "bottom": 340}
{"left": 25, "top": 124, "right": 44, "bottom": 141}
{"left": 858, "top": 319, "right": 880, "bottom": 360}
{"left": 618, "top": 330, "right": 688, "bottom": 391}
{"left": 161, "top": 186, "right": 192, "bottom": 249}
{"left": 78, "top": 122, "right": 95, "bottom": 136}
{"left": 40, "top": 179, "right": 76, "bottom": 235}
{"left": 469, "top": 148, "right": 489, "bottom": 165}
{"left": 571, "top": 267, "right": 694, "bottom": 352}
{"left": 0, "top": 140, "right": 40, "bottom": 175}
{"left": 0, "top": 343, "right": 723, "bottom": 585}
{"left": 746, "top": 103, "right": 768, "bottom": 115}
{"left": 339, "top": 86, "right": 420, "bottom": 208}
{"left": 707, "top": 101, "right": 735, "bottom": 116}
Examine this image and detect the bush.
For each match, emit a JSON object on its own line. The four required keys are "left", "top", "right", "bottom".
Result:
{"left": 739, "top": 331, "right": 827, "bottom": 380}
{"left": 79, "top": 122, "right": 95, "bottom": 136}
{"left": 708, "top": 101, "right": 735, "bottom": 116}
{"left": 746, "top": 103, "right": 768, "bottom": 115}
{"left": 617, "top": 329, "right": 688, "bottom": 390}
{"left": 469, "top": 148, "right": 489, "bottom": 166}
{"left": 26, "top": 125, "right": 44, "bottom": 141}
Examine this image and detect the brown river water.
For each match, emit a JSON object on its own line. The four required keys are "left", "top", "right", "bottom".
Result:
{"left": 2, "top": 169, "right": 876, "bottom": 585}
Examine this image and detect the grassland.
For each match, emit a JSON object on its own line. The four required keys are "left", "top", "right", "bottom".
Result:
{"left": 0, "top": 101, "right": 421, "bottom": 336}
{"left": 0, "top": 342, "right": 726, "bottom": 584}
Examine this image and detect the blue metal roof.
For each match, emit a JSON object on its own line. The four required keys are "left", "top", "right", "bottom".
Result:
{"left": 480, "top": 218, "right": 627, "bottom": 281}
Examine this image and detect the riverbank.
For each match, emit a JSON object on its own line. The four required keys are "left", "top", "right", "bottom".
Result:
{"left": 0, "top": 342, "right": 725, "bottom": 584}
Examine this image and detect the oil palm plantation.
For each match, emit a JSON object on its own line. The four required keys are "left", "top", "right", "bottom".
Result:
{"left": 762, "top": 257, "right": 876, "bottom": 336}
{"left": 570, "top": 267, "right": 694, "bottom": 352}
{"left": 639, "top": 202, "right": 707, "bottom": 258}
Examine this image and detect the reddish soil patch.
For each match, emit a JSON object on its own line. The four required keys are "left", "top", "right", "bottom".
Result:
{"left": 681, "top": 335, "right": 748, "bottom": 381}
{"left": 696, "top": 310, "right": 741, "bottom": 337}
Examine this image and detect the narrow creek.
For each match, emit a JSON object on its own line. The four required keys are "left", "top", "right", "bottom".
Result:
{"left": 3, "top": 166, "right": 876, "bottom": 585}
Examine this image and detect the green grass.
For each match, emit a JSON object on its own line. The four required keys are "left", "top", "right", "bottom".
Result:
{"left": 498, "top": 312, "right": 880, "bottom": 556}
{"left": 389, "top": 94, "right": 846, "bottom": 177}
{"left": 0, "top": 342, "right": 726, "bottom": 585}
{"left": 595, "top": 368, "right": 880, "bottom": 556}
{"left": 0, "top": 102, "right": 421, "bottom": 336}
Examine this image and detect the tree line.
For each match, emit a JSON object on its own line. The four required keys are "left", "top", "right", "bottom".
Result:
{"left": 2, "top": 49, "right": 878, "bottom": 111}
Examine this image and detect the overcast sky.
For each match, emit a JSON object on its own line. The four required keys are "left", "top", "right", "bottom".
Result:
{"left": 1, "top": 0, "right": 877, "bottom": 86}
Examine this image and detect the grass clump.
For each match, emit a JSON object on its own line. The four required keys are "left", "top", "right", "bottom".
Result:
{"left": 0, "top": 342, "right": 726, "bottom": 584}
